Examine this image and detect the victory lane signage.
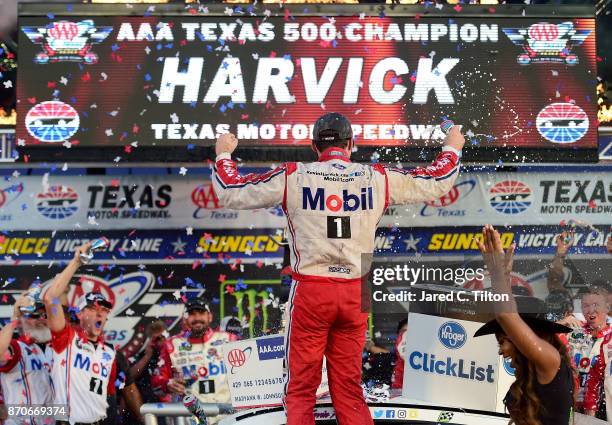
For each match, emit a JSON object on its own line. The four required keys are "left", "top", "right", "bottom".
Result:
{"left": 0, "top": 226, "right": 608, "bottom": 263}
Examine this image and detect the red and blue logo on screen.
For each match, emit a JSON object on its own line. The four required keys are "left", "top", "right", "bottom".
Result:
{"left": 488, "top": 181, "right": 532, "bottom": 215}
{"left": 35, "top": 185, "right": 79, "bottom": 219}
{"left": 25, "top": 101, "right": 80, "bottom": 143}
{"left": 536, "top": 103, "right": 589, "bottom": 144}
{"left": 502, "top": 21, "right": 590, "bottom": 65}
{"left": 22, "top": 19, "right": 112, "bottom": 65}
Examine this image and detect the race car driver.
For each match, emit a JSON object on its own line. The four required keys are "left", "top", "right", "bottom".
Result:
{"left": 152, "top": 297, "right": 236, "bottom": 425}
{"left": 43, "top": 242, "right": 118, "bottom": 425}
{"left": 212, "top": 112, "right": 464, "bottom": 425}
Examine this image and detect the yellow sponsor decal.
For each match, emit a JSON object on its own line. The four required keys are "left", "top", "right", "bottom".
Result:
{"left": 0, "top": 237, "right": 51, "bottom": 255}
{"left": 198, "top": 235, "right": 283, "bottom": 253}
{"left": 428, "top": 232, "right": 514, "bottom": 251}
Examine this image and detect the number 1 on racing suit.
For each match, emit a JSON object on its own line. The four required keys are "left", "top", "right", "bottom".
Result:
{"left": 212, "top": 113, "right": 465, "bottom": 425}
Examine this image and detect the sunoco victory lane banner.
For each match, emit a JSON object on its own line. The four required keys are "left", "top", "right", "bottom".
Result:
{"left": 0, "top": 171, "right": 609, "bottom": 230}
{"left": 0, "top": 226, "right": 608, "bottom": 262}
{"left": 16, "top": 10, "right": 596, "bottom": 149}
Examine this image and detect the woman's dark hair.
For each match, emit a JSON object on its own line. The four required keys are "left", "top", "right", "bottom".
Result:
{"left": 506, "top": 332, "right": 575, "bottom": 425}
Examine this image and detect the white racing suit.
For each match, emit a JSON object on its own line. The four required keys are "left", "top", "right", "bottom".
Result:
{"left": 212, "top": 146, "right": 460, "bottom": 424}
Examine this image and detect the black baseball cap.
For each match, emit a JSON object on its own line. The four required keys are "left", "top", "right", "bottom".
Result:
{"left": 77, "top": 291, "right": 113, "bottom": 311}
{"left": 185, "top": 297, "right": 211, "bottom": 313}
{"left": 313, "top": 112, "right": 353, "bottom": 143}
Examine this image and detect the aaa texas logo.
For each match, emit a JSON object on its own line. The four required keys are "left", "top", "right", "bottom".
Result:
{"left": 22, "top": 19, "right": 112, "bottom": 64}
{"left": 502, "top": 21, "right": 590, "bottom": 65}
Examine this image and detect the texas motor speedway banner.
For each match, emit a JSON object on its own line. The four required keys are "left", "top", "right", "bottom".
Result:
{"left": 17, "top": 8, "right": 597, "bottom": 150}
{"left": 0, "top": 170, "right": 610, "bottom": 230}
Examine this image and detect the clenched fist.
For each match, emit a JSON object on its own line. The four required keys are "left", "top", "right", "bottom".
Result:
{"left": 444, "top": 126, "right": 465, "bottom": 152}
{"left": 216, "top": 133, "right": 239, "bottom": 156}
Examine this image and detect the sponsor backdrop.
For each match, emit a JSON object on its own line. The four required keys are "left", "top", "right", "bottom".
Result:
{"left": 0, "top": 171, "right": 610, "bottom": 230}
{"left": 403, "top": 314, "right": 500, "bottom": 412}
{"left": 223, "top": 335, "right": 328, "bottom": 408}
{"left": 17, "top": 13, "right": 596, "bottom": 151}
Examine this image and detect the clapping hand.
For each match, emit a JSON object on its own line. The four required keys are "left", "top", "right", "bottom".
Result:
{"left": 476, "top": 224, "right": 515, "bottom": 279}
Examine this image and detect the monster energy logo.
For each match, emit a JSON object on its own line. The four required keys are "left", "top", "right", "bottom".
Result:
{"left": 231, "top": 289, "right": 270, "bottom": 338}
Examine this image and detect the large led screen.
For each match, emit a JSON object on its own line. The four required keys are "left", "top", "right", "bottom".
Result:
{"left": 17, "top": 8, "right": 597, "bottom": 158}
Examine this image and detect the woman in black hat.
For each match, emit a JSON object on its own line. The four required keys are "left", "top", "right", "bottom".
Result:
{"left": 475, "top": 225, "right": 575, "bottom": 425}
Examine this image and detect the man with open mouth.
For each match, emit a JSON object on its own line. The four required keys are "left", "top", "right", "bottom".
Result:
{"left": 560, "top": 286, "right": 611, "bottom": 418}
{"left": 43, "top": 242, "right": 119, "bottom": 425}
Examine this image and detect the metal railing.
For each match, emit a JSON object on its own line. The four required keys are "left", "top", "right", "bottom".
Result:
{"left": 141, "top": 402, "right": 235, "bottom": 425}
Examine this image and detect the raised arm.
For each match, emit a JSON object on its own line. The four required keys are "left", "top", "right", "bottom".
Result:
{"left": 384, "top": 126, "right": 464, "bottom": 205}
{"left": 43, "top": 243, "right": 91, "bottom": 332}
{"left": 212, "top": 133, "right": 286, "bottom": 210}
{"left": 547, "top": 231, "right": 573, "bottom": 293}
{"left": 0, "top": 296, "right": 29, "bottom": 367}
{"left": 478, "top": 225, "right": 561, "bottom": 383}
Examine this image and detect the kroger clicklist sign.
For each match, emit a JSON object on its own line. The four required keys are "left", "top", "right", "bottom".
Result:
{"left": 403, "top": 313, "right": 500, "bottom": 412}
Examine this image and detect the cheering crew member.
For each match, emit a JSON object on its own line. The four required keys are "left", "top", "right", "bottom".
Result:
{"left": 0, "top": 293, "right": 54, "bottom": 425}
{"left": 212, "top": 113, "right": 464, "bottom": 425}
{"left": 475, "top": 225, "right": 574, "bottom": 425}
{"left": 560, "top": 287, "right": 611, "bottom": 411}
{"left": 43, "top": 243, "right": 118, "bottom": 425}
{"left": 152, "top": 298, "right": 236, "bottom": 425}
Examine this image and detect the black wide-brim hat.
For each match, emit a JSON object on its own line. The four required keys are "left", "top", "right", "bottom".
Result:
{"left": 474, "top": 296, "right": 573, "bottom": 337}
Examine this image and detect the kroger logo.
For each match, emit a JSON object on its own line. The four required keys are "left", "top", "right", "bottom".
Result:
{"left": 438, "top": 321, "right": 467, "bottom": 350}
{"left": 302, "top": 187, "right": 373, "bottom": 212}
